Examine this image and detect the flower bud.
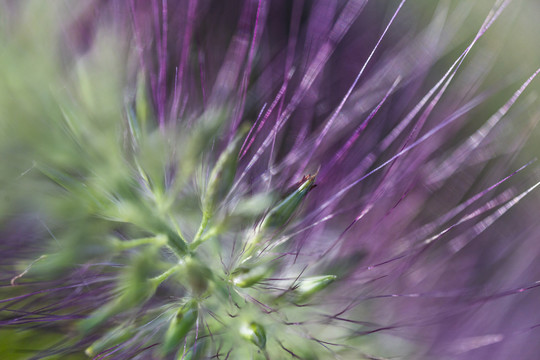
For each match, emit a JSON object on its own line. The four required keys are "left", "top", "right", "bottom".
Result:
{"left": 294, "top": 275, "right": 337, "bottom": 302}
{"left": 239, "top": 321, "right": 266, "bottom": 350}
{"left": 162, "top": 301, "right": 199, "bottom": 355}
{"left": 260, "top": 174, "right": 316, "bottom": 230}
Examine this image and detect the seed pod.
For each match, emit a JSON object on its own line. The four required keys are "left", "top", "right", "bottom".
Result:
{"left": 260, "top": 174, "right": 316, "bottom": 230}
{"left": 239, "top": 321, "right": 267, "bottom": 350}
{"left": 295, "top": 275, "right": 337, "bottom": 302}
{"left": 162, "top": 301, "right": 199, "bottom": 355}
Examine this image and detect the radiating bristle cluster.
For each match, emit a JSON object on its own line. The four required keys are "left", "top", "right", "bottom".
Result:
{"left": 1, "top": 0, "right": 540, "bottom": 359}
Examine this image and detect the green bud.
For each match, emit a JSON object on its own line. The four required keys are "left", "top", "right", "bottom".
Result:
{"left": 162, "top": 301, "right": 199, "bottom": 355}
{"left": 242, "top": 175, "right": 316, "bottom": 259}
{"left": 231, "top": 266, "right": 269, "bottom": 288}
{"left": 260, "top": 174, "right": 316, "bottom": 230}
{"left": 239, "top": 322, "right": 267, "bottom": 350}
{"left": 84, "top": 323, "right": 136, "bottom": 357}
{"left": 295, "top": 275, "right": 337, "bottom": 302}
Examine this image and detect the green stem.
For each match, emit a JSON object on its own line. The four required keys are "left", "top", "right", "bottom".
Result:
{"left": 190, "top": 211, "right": 210, "bottom": 250}
{"left": 113, "top": 235, "right": 167, "bottom": 251}
{"left": 150, "top": 264, "right": 182, "bottom": 287}
{"left": 200, "top": 225, "right": 222, "bottom": 243}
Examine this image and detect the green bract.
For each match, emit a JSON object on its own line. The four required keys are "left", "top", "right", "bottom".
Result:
{"left": 260, "top": 174, "right": 317, "bottom": 230}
